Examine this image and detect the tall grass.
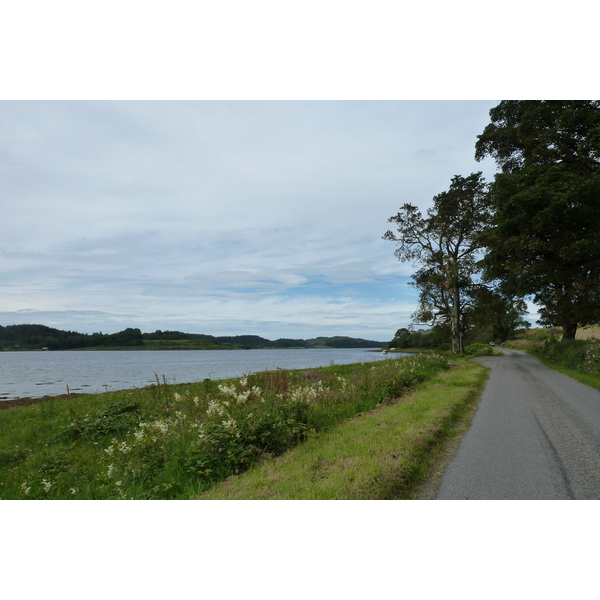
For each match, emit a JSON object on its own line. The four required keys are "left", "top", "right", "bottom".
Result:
{"left": 0, "top": 354, "right": 448, "bottom": 500}
{"left": 198, "top": 358, "right": 488, "bottom": 500}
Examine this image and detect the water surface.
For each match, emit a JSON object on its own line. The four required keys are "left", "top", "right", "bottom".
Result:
{"left": 0, "top": 348, "right": 402, "bottom": 401}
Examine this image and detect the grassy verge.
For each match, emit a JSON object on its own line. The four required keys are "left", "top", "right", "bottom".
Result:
{"left": 1, "top": 354, "right": 464, "bottom": 500}
{"left": 197, "top": 358, "right": 489, "bottom": 500}
{"left": 503, "top": 328, "right": 600, "bottom": 392}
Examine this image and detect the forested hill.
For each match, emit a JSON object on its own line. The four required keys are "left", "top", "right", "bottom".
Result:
{"left": 0, "top": 325, "right": 384, "bottom": 351}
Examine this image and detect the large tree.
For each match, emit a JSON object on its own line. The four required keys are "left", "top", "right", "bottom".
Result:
{"left": 466, "top": 287, "right": 530, "bottom": 343}
{"left": 475, "top": 100, "right": 600, "bottom": 340}
{"left": 384, "top": 172, "right": 491, "bottom": 353}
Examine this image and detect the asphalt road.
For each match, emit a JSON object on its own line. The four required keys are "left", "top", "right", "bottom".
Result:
{"left": 437, "top": 348, "right": 600, "bottom": 499}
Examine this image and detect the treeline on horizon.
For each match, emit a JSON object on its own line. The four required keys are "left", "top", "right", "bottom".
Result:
{"left": 0, "top": 324, "right": 384, "bottom": 351}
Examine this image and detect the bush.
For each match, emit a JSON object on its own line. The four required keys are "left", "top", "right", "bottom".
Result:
{"left": 53, "top": 398, "right": 141, "bottom": 442}
{"left": 538, "top": 338, "right": 600, "bottom": 376}
{"left": 464, "top": 343, "right": 496, "bottom": 356}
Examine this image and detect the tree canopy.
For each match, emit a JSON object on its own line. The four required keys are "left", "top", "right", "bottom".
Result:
{"left": 475, "top": 100, "right": 600, "bottom": 339}
{"left": 384, "top": 172, "right": 491, "bottom": 352}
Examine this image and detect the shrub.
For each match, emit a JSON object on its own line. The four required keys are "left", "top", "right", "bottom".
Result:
{"left": 464, "top": 343, "right": 495, "bottom": 356}
{"left": 538, "top": 338, "right": 600, "bottom": 377}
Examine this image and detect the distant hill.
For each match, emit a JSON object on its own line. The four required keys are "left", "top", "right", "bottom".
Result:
{"left": 305, "top": 336, "right": 384, "bottom": 348}
{"left": 0, "top": 324, "right": 385, "bottom": 351}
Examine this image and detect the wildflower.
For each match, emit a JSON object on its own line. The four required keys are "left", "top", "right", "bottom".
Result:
{"left": 118, "top": 441, "right": 132, "bottom": 454}
{"left": 240, "top": 376, "right": 248, "bottom": 387}
{"left": 104, "top": 445, "right": 115, "bottom": 456}
{"left": 107, "top": 464, "right": 115, "bottom": 477}
{"left": 218, "top": 383, "right": 237, "bottom": 397}
{"left": 222, "top": 418, "right": 237, "bottom": 432}
{"left": 193, "top": 396, "right": 200, "bottom": 406}
{"left": 207, "top": 399, "right": 226, "bottom": 416}
{"left": 153, "top": 419, "right": 170, "bottom": 434}
{"left": 70, "top": 488, "right": 77, "bottom": 495}
{"left": 174, "top": 392, "right": 182, "bottom": 402}
{"left": 41, "top": 479, "right": 52, "bottom": 493}
{"left": 236, "top": 391, "right": 250, "bottom": 405}
{"left": 21, "top": 482, "right": 31, "bottom": 496}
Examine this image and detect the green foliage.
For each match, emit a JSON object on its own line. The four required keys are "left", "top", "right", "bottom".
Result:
{"left": 0, "top": 354, "right": 449, "bottom": 500}
{"left": 199, "top": 359, "right": 490, "bottom": 500}
{"left": 0, "top": 325, "right": 384, "bottom": 351}
{"left": 464, "top": 343, "right": 496, "bottom": 357}
{"left": 384, "top": 173, "right": 492, "bottom": 353}
{"left": 537, "top": 337, "right": 600, "bottom": 377}
{"left": 388, "top": 327, "right": 443, "bottom": 349}
{"left": 465, "top": 288, "right": 529, "bottom": 343}
{"left": 476, "top": 100, "right": 600, "bottom": 339}
{"left": 0, "top": 324, "right": 144, "bottom": 350}
{"left": 53, "top": 398, "right": 141, "bottom": 442}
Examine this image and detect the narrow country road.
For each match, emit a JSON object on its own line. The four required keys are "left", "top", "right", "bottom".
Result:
{"left": 437, "top": 348, "right": 600, "bottom": 500}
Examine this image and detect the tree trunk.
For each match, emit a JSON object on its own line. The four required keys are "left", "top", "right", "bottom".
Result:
{"left": 562, "top": 322, "right": 578, "bottom": 341}
{"left": 450, "top": 285, "right": 461, "bottom": 353}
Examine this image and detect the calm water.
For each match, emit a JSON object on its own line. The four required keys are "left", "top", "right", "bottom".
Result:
{"left": 0, "top": 348, "right": 402, "bottom": 401}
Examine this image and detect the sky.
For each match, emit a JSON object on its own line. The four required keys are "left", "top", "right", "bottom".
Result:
{"left": 1, "top": 100, "right": 507, "bottom": 341}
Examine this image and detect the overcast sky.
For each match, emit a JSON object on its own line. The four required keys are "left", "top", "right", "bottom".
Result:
{"left": 0, "top": 100, "right": 510, "bottom": 340}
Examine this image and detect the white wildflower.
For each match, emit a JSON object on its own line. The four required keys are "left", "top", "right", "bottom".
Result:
{"left": 21, "top": 482, "right": 31, "bottom": 496}
{"left": 41, "top": 479, "right": 52, "bottom": 493}
{"left": 173, "top": 392, "right": 182, "bottom": 402}
{"left": 107, "top": 464, "right": 115, "bottom": 477}
{"left": 118, "top": 441, "right": 132, "bottom": 454}
{"left": 193, "top": 396, "right": 200, "bottom": 406}
{"left": 153, "top": 419, "right": 170, "bottom": 434}
{"left": 236, "top": 390, "right": 250, "bottom": 405}
{"left": 218, "top": 383, "right": 237, "bottom": 397}
{"left": 70, "top": 488, "right": 77, "bottom": 495}
{"left": 240, "top": 376, "right": 248, "bottom": 387}
{"left": 207, "top": 399, "right": 226, "bottom": 416}
{"left": 222, "top": 418, "right": 237, "bottom": 432}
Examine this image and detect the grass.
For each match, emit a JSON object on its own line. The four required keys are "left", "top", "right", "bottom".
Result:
{"left": 1, "top": 353, "right": 471, "bottom": 500}
{"left": 197, "top": 358, "right": 489, "bottom": 500}
{"left": 503, "top": 328, "right": 600, "bottom": 392}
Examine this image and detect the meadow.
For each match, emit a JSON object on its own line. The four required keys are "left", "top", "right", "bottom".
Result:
{"left": 0, "top": 353, "right": 478, "bottom": 500}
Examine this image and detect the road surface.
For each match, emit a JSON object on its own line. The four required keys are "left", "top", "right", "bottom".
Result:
{"left": 437, "top": 348, "right": 600, "bottom": 499}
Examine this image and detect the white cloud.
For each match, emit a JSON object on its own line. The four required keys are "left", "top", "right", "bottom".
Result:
{"left": 0, "top": 100, "right": 499, "bottom": 339}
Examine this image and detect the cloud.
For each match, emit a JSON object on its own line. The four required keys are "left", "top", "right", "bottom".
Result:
{"left": 0, "top": 100, "right": 500, "bottom": 339}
